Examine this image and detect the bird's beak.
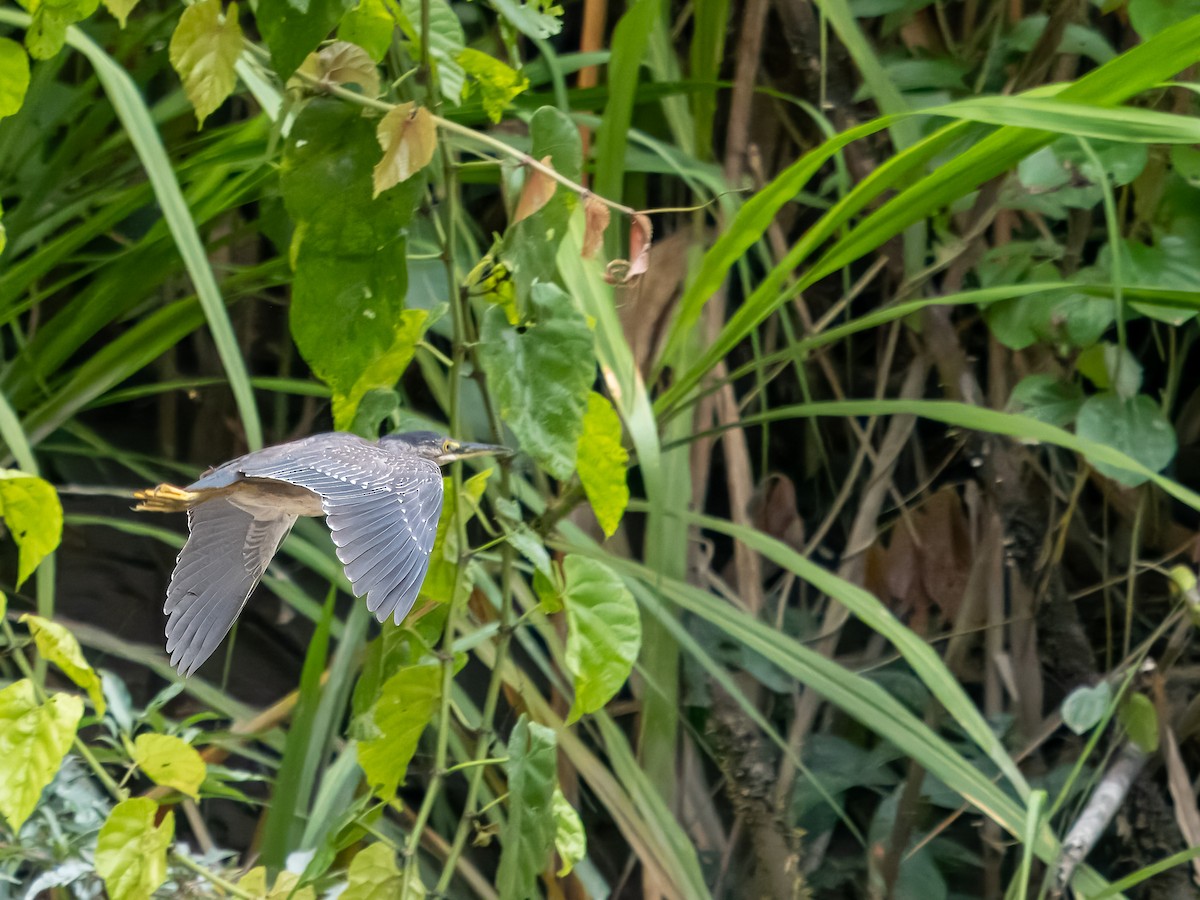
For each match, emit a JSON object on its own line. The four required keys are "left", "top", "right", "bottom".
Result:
{"left": 448, "top": 441, "right": 514, "bottom": 461}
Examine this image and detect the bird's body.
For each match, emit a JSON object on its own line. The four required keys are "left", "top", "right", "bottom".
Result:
{"left": 135, "top": 431, "right": 509, "bottom": 676}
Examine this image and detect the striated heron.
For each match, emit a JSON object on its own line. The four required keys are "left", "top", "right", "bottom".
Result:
{"left": 135, "top": 430, "right": 510, "bottom": 676}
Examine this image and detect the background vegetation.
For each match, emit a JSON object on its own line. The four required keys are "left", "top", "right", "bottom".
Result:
{"left": 3, "top": 0, "right": 1200, "bottom": 897}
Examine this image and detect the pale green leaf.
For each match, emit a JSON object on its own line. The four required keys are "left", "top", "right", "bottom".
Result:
{"left": 25, "top": 0, "right": 100, "bottom": 59}
{"left": 0, "top": 471, "right": 62, "bottom": 587}
{"left": 552, "top": 788, "right": 586, "bottom": 877}
{"left": 396, "top": 0, "right": 465, "bottom": 102}
{"left": 497, "top": 716, "right": 557, "bottom": 899}
{"left": 338, "top": 0, "right": 395, "bottom": 62}
{"left": 341, "top": 842, "right": 425, "bottom": 899}
{"left": 488, "top": 0, "right": 563, "bottom": 40}
{"left": 0, "top": 680, "right": 82, "bottom": 832}
{"left": 102, "top": 0, "right": 138, "bottom": 27}
{"left": 0, "top": 38, "right": 30, "bottom": 119}
{"left": 1118, "top": 692, "right": 1159, "bottom": 753}
{"left": 1076, "top": 393, "right": 1177, "bottom": 486}
{"left": 478, "top": 283, "right": 595, "bottom": 480}
{"left": 238, "top": 867, "right": 317, "bottom": 899}
{"left": 132, "top": 733, "right": 206, "bottom": 799}
{"left": 457, "top": 47, "right": 529, "bottom": 122}
{"left": 561, "top": 555, "right": 641, "bottom": 722}
{"left": 1061, "top": 683, "right": 1111, "bottom": 734}
{"left": 332, "top": 309, "right": 429, "bottom": 430}
{"left": 576, "top": 392, "right": 629, "bottom": 537}
{"left": 356, "top": 662, "right": 440, "bottom": 799}
{"left": 95, "top": 798, "right": 174, "bottom": 900}
{"left": 168, "top": 0, "right": 242, "bottom": 127}
{"left": 21, "top": 614, "right": 104, "bottom": 717}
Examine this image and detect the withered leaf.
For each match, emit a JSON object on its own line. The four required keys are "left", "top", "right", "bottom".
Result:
{"left": 604, "top": 212, "right": 653, "bottom": 284}
{"left": 512, "top": 155, "right": 557, "bottom": 225}
{"left": 373, "top": 102, "right": 436, "bottom": 197}
{"left": 581, "top": 194, "right": 610, "bottom": 259}
{"left": 290, "top": 40, "right": 381, "bottom": 97}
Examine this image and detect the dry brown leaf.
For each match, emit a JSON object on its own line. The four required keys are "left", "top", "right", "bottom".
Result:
{"left": 373, "top": 103, "right": 436, "bottom": 197}
{"left": 603, "top": 213, "right": 654, "bottom": 284}
{"left": 512, "top": 156, "right": 557, "bottom": 224}
{"left": 581, "top": 194, "right": 610, "bottom": 259}
{"left": 290, "top": 41, "right": 381, "bottom": 97}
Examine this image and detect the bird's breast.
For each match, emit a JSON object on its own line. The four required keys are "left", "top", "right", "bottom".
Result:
{"left": 226, "top": 479, "right": 326, "bottom": 517}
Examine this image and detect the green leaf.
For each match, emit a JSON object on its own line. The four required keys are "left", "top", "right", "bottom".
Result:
{"left": 1076, "top": 392, "right": 1177, "bottom": 487}
{"left": 0, "top": 471, "right": 63, "bottom": 587}
{"left": 478, "top": 283, "right": 595, "bottom": 480}
{"left": 341, "top": 842, "right": 424, "bottom": 899}
{"left": 1118, "top": 692, "right": 1159, "bottom": 753}
{"left": 168, "top": 0, "right": 243, "bottom": 128}
{"left": 356, "top": 662, "right": 440, "bottom": 799}
{"left": 21, "top": 614, "right": 105, "bottom": 717}
{"left": 423, "top": 469, "right": 490, "bottom": 603}
{"left": 337, "top": 0, "right": 394, "bottom": 62}
{"left": 0, "top": 680, "right": 82, "bottom": 832}
{"left": 395, "top": 0, "right": 465, "bottom": 101}
{"left": 497, "top": 716, "right": 557, "bottom": 900}
{"left": 458, "top": 47, "right": 529, "bottom": 123}
{"left": 1061, "top": 682, "right": 1112, "bottom": 734}
{"left": 1129, "top": 0, "right": 1200, "bottom": 37}
{"left": 132, "top": 733, "right": 206, "bottom": 799}
{"left": 332, "top": 309, "right": 429, "bottom": 430}
{"left": 576, "top": 392, "right": 629, "bottom": 537}
{"left": 95, "top": 798, "right": 174, "bottom": 900}
{"left": 488, "top": 0, "right": 563, "bottom": 40}
{"left": 1076, "top": 342, "right": 1142, "bottom": 399}
{"left": 552, "top": 789, "right": 586, "bottom": 877}
{"left": 238, "top": 867, "right": 317, "bottom": 899}
{"left": 562, "top": 555, "right": 641, "bottom": 722}
{"left": 258, "top": 0, "right": 354, "bottom": 78}
{"left": 1008, "top": 375, "right": 1084, "bottom": 428}
{"left": 0, "top": 38, "right": 30, "bottom": 119}
{"left": 102, "top": 0, "right": 138, "bottom": 27}
{"left": 25, "top": 0, "right": 99, "bottom": 59}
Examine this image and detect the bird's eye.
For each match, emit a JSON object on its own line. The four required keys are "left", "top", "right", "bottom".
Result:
{"left": 442, "top": 440, "right": 458, "bottom": 454}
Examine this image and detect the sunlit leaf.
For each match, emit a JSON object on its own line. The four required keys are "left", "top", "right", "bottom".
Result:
{"left": 0, "top": 680, "right": 81, "bottom": 832}
{"left": 1076, "top": 392, "right": 1176, "bottom": 486}
{"left": 338, "top": 0, "right": 394, "bottom": 62}
{"left": 291, "top": 40, "right": 381, "bottom": 97}
{"left": 95, "top": 798, "right": 174, "bottom": 900}
{"left": 168, "top": 0, "right": 243, "bottom": 128}
{"left": 25, "top": 0, "right": 99, "bottom": 59}
{"left": 21, "top": 614, "right": 104, "bottom": 717}
{"left": 238, "top": 867, "right": 317, "bottom": 899}
{"left": 497, "top": 716, "right": 557, "bottom": 899}
{"left": 374, "top": 102, "right": 437, "bottom": 197}
{"left": 356, "top": 662, "right": 440, "bottom": 799}
{"left": 561, "top": 555, "right": 641, "bottom": 722}
{"left": 132, "top": 733, "right": 206, "bottom": 799}
{"left": 342, "top": 842, "right": 424, "bottom": 898}
{"left": 576, "top": 392, "right": 629, "bottom": 537}
{"left": 102, "top": 0, "right": 138, "bottom": 27}
{"left": 581, "top": 195, "right": 610, "bottom": 259}
{"left": 0, "top": 39, "right": 30, "bottom": 119}
{"left": 257, "top": 0, "right": 355, "bottom": 78}
{"left": 552, "top": 788, "right": 586, "bottom": 876}
{"left": 458, "top": 47, "right": 529, "bottom": 122}
{"left": 332, "top": 309, "right": 429, "bottom": 430}
{"left": 0, "top": 470, "right": 62, "bottom": 587}
{"left": 478, "top": 283, "right": 595, "bottom": 480}
{"left": 512, "top": 156, "right": 557, "bottom": 225}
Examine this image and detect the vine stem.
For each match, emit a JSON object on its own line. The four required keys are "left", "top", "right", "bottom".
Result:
{"left": 170, "top": 850, "right": 255, "bottom": 898}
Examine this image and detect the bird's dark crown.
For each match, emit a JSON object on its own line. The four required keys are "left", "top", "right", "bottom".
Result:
{"left": 381, "top": 430, "right": 512, "bottom": 465}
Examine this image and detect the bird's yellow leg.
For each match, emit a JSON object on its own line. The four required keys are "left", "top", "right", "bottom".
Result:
{"left": 133, "top": 483, "right": 201, "bottom": 512}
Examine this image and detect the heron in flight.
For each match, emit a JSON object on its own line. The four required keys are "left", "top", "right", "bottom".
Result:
{"left": 135, "top": 430, "right": 510, "bottom": 676}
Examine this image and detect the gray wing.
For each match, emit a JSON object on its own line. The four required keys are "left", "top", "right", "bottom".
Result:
{"left": 164, "top": 499, "right": 295, "bottom": 676}
{"left": 237, "top": 440, "right": 444, "bottom": 625}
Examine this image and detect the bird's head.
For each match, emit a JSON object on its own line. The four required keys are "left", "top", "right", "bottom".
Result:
{"left": 381, "top": 430, "right": 513, "bottom": 466}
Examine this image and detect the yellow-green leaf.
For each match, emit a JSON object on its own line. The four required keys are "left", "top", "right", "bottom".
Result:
{"left": 95, "top": 798, "right": 174, "bottom": 900}
{"left": 168, "top": 0, "right": 243, "bottom": 128}
{"left": 458, "top": 47, "right": 528, "bottom": 123}
{"left": 576, "top": 392, "right": 629, "bottom": 537}
{"left": 290, "top": 40, "right": 381, "bottom": 97}
{"left": 0, "top": 470, "right": 63, "bottom": 587}
{"left": 25, "top": 0, "right": 100, "bottom": 59}
{"left": 0, "top": 680, "right": 82, "bottom": 831}
{"left": 0, "top": 38, "right": 30, "bottom": 119}
{"left": 338, "top": 0, "right": 395, "bottom": 62}
{"left": 552, "top": 788, "right": 586, "bottom": 876}
{"left": 561, "top": 555, "right": 641, "bottom": 723}
{"left": 1119, "top": 692, "right": 1159, "bottom": 753}
{"left": 332, "top": 309, "right": 429, "bottom": 431}
{"left": 132, "top": 733, "right": 206, "bottom": 799}
{"left": 373, "top": 102, "right": 437, "bottom": 197}
{"left": 356, "top": 662, "right": 440, "bottom": 799}
{"left": 102, "top": 0, "right": 138, "bottom": 28}
{"left": 21, "top": 614, "right": 105, "bottom": 717}
{"left": 341, "top": 841, "right": 425, "bottom": 899}
{"left": 238, "top": 866, "right": 317, "bottom": 899}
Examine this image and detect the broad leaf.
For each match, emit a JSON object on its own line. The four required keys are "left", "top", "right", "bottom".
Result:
{"left": 0, "top": 680, "right": 81, "bottom": 831}
{"left": 291, "top": 40, "right": 381, "bottom": 97}
{"left": 356, "top": 662, "right": 440, "bottom": 799}
{"left": 396, "top": 0, "right": 465, "bottom": 102}
{"left": 1007, "top": 375, "right": 1084, "bottom": 428}
{"left": 374, "top": 103, "right": 437, "bottom": 197}
{"left": 0, "top": 39, "right": 30, "bottom": 119}
{"left": 332, "top": 309, "right": 429, "bottom": 430}
{"left": 168, "top": 0, "right": 243, "bottom": 127}
{"left": 21, "top": 614, "right": 104, "bottom": 717}
{"left": 1076, "top": 392, "right": 1177, "bottom": 486}
{"left": 258, "top": 0, "right": 355, "bottom": 78}
{"left": 132, "top": 733, "right": 206, "bottom": 799}
{"left": 552, "top": 789, "right": 586, "bottom": 876}
{"left": 338, "top": 0, "right": 394, "bottom": 62}
{"left": 496, "top": 716, "right": 557, "bottom": 899}
{"left": 478, "top": 283, "right": 595, "bottom": 480}
{"left": 238, "top": 867, "right": 317, "bottom": 899}
{"left": 576, "top": 392, "right": 629, "bottom": 537}
{"left": 423, "top": 470, "right": 491, "bottom": 603}
{"left": 458, "top": 47, "right": 529, "bottom": 122}
{"left": 1061, "top": 682, "right": 1111, "bottom": 734}
{"left": 1119, "top": 692, "right": 1159, "bottom": 753}
{"left": 561, "top": 555, "right": 641, "bottom": 722}
{"left": 341, "top": 842, "right": 424, "bottom": 899}
{"left": 25, "top": 0, "right": 99, "bottom": 59}
{"left": 488, "top": 0, "right": 563, "bottom": 40}
{"left": 95, "top": 798, "right": 174, "bottom": 900}
{"left": 0, "top": 471, "right": 62, "bottom": 587}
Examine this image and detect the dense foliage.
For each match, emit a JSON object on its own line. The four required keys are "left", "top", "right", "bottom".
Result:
{"left": 4, "top": 0, "right": 1200, "bottom": 897}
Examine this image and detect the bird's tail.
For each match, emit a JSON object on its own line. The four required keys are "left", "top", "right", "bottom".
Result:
{"left": 133, "top": 483, "right": 201, "bottom": 513}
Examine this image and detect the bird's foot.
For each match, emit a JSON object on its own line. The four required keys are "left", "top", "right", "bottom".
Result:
{"left": 133, "top": 483, "right": 199, "bottom": 512}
